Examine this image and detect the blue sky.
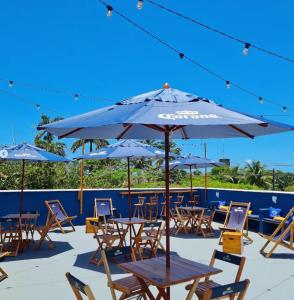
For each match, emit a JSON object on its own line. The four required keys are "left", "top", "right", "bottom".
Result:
{"left": 0, "top": 0, "right": 293, "bottom": 170}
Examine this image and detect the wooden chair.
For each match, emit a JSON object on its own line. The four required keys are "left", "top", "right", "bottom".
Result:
{"left": 200, "top": 279, "right": 250, "bottom": 300}
{"left": 219, "top": 202, "right": 252, "bottom": 244}
{"left": 186, "top": 250, "right": 246, "bottom": 300}
{"left": 45, "top": 200, "right": 76, "bottom": 233}
{"left": 0, "top": 219, "right": 20, "bottom": 256}
{"left": 65, "top": 272, "right": 95, "bottom": 300}
{"left": 160, "top": 195, "right": 172, "bottom": 217}
{"left": 89, "top": 219, "right": 122, "bottom": 266}
{"left": 145, "top": 195, "right": 158, "bottom": 221}
{"left": 133, "top": 197, "right": 145, "bottom": 219}
{"left": 173, "top": 195, "right": 184, "bottom": 208}
{"left": 0, "top": 249, "right": 9, "bottom": 283}
{"left": 171, "top": 207, "right": 190, "bottom": 235}
{"left": 198, "top": 208, "right": 215, "bottom": 238}
{"left": 23, "top": 210, "right": 39, "bottom": 242}
{"left": 187, "top": 194, "right": 199, "bottom": 207}
{"left": 259, "top": 207, "right": 294, "bottom": 258}
{"left": 101, "top": 246, "right": 147, "bottom": 300}
{"left": 134, "top": 221, "right": 166, "bottom": 258}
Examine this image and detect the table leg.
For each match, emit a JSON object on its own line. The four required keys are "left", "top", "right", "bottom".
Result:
{"left": 155, "top": 287, "right": 169, "bottom": 300}
{"left": 137, "top": 277, "right": 156, "bottom": 300}
{"left": 185, "top": 278, "right": 200, "bottom": 300}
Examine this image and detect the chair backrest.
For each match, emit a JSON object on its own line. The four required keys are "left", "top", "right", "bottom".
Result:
{"left": 94, "top": 198, "right": 113, "bottom": 218}
{"left": 46, "top": 200, "right": 68, "bottom": 222}
{"left": 65, "top": 272, "right": 95, "bottom": 300}
{"left": 137, "top": 196, "right": 145, "bottom": 205}
{"left": 150, "top": 195, "right": 158, "bottom": 204}
{"left": 210, "top": 250, "right": 246, "bottom": 282}
{"left": 175, "top": 195, "right": 184, "bottom": 204}
{"left": 101, "top": 246, "right": 135, "bottom": 300}
{"left": 193, "top": 195, "right": 200, "bottom": 205}
{"left": 202, "top": 279, "right": 250, "bottom": 300}
{"left": 225, "top": 202, "right": 250, "bottom": 231}
{"left": 269, "top": 206, "right": 294, "bottom": 239}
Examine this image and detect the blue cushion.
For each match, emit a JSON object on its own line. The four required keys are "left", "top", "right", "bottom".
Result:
{"left": 269, "top": 207, "right": 281, "bottom": 218}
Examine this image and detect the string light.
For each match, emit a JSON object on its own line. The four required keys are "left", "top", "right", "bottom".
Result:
{"left": 137, "top": 0, "right": 143, "bottom": 10}
{"left": 36, "top": 104, "right": 40, "bottom": 110}
{"left": 97, "top": 0, "right": 293, "bottom": 113}
{"left": 283, "top": 106, "right": 287, "bottom": 112}
{"left": 243, "top": 43, "right": 251, "bottom": 56}
{"left": 146, "top": 0, "right": 294, "bottom": 63}
{"left": 106, "top": 5, "right": 113, "bottom": 17}
{"left": 74, "top": 93, "right": 79, "bottom": 100}
{"left": 259, "top": 97, "right": 264, "bottom": 104}
{"left": 8, "top": 80, "right": 13, "bottom": 88}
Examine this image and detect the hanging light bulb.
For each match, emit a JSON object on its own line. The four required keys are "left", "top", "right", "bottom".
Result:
{"left": 179, "top": 53, "right": 185, "bottom": 59}
{"left": 258, "top": 97, "right": 264, "bottom": 104}
{"left": 226, "top": 80, "right": 231, "bottom": 89}
{"left": 243, "top": 43, "right": 251, "bottom": 56}
{"left": 283, "top": 106, "right": 287, "bottom": 112}
{"left": 137, "top": 0, "right": 143, "bottom": 10}
{"left": 8, "top": 80, "right": 13, "bottom": 88}
{"left": 36, "top": 104, "right": 40, "bottom": 110}
{"left": 74, "top": 94, "right": 79, "bottom": 100}
{"left": 106, "top": 5, "right": 113, "bottom": 17}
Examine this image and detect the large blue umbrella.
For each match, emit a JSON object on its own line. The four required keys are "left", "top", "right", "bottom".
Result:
{"left": 38, "top": 83, "right": 293, "bottom": 270}
{"left": 0, "top": 143, "right": 70, "bottom": 218}
{"left": 75, "top": 139, "right": 176, "bottom": 219}
{"left": 167, "top": 154, "right": 224, "bottom": 200}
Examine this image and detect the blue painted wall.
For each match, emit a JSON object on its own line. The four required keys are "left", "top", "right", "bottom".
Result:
{"left": 0, "top": 188, "right": 293, "bottom": 226}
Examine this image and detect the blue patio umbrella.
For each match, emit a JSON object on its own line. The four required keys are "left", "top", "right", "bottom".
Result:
{"left": 75, "top": 139, "right": 176, "bottom": 219}
{"left": 166, "top": 154, "right": 224, "bottom": 200}
{"left": 38, "top": 83, "right": 293, "bottom": 271}
{"left": 0, "top": 143, "right": 70, "bottom": 218}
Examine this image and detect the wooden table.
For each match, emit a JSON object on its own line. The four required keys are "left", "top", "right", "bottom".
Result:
{"left": 112, "top": 217, "right": 147, "bottom": 247}
{"left": 0, "top": 213, "right": 40, "bottom": 255}
{"left": 119, "top": 255, "right": 222, "bottom": 300}
{"left": 178, "top": 207, "right": 205, "bottom": 236}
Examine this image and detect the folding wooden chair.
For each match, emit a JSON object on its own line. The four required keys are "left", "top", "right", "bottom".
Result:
{"left": 173, "top": 195, "right": 184, "bottom": 208}
{"left": 198, "top": 208, "right": 215, "bottom": 238}
{"left": 133, "top": 197, "right": 145, "bottom": 219}
{"left": 259, "top": 207, "right": 294, "bottom": 258}
{"left": 171, "top": 207, "right": 190, "bottom": 235}
{"left": 34, "top": 217, "right": 56, "bottom": 250}
{"left": 0, "top": 219, "right": 20, "bottom": 256}
{"left": 134, "top": 221, "right": 166, "bottom": 258}
{"left": 186, "top": 250, "right": 246, "bottom": 300}
{"left": 0, "top": 249, "right": 9, "bottom": 283}
{"left": 199, "top": 279, "right": 250, "bottom": 300}
{"left": 45, "top": 200, "right": 76, "bottom": 233}
{"left": 65, "top": 272, "right": 95, "bottom": 300}
{"left": 145, "top": 195, "right": 159, "bottom": 221}
{"left": 89, "top": 220, "right": 122, "bottom": 266}
{"left": 101, "top": 246, "right": 147, "bottom": 300}
{"left": 187, "top": 194, "right": 200, "bottom": 207}
{"left": 219, "top": 202, "right": 252, "bottom": 244}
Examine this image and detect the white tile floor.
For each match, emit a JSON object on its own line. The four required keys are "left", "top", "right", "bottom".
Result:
{"left": 0, "top": 224, "right": 294, "bottom": 300}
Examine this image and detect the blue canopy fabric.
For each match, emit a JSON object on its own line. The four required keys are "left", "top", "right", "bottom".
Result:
{"left": 75, "top": 139, "right": 172, "bottom": 160}
{"left": 39, "top": 87, "right": 293, "bottom": 139}
{"left": 0, "top": 143, "right": 70, "bottom": 162}
{"left": 168, "top": 154, "right": 225, "bottom": 170}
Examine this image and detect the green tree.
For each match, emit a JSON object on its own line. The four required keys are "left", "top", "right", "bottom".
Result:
{"left": 244, "top": 160, "right": 271, "bottom": 188}
{"left": 71, "top": 139, "right": 109, "bottom": 153}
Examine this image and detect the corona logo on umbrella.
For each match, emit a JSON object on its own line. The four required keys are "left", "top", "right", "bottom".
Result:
{"left": 158, "top": 110, "right": 220, "bottom": 120}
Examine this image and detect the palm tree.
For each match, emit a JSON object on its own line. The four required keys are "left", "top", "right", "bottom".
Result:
{"left": 71, "top": 139, "right": 109, "bottom": 153}
{"left": 35, "top": 114, "right": 66, "bottom": 156}
{"left": 244, "top": 160, "right": 271, "bottom": 188}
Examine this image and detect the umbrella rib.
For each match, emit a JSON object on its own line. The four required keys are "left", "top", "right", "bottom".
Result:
{"left": 180, "top": 127, "right": 188, "bottom": 139}
{"left": 229, "top": 125, "right": 254, "bottom": 139}
{"left": 116, "top": 124, "right": 133, "bottom": 139}
{"left": 58, "top": 128, "right": 83, "bottom": 139}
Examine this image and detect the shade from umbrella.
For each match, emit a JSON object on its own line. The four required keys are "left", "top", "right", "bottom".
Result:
{"left": 0, "top": 143, "right": 70, "bottom": 217}
{"left": 75, "top": 139, "right": 177, "bottom": 219}
{"left": 38, "top": 83, "right": 293, "bottom": 274}
{"left": 167, "top": 154, "right": 224, "bottom": 200}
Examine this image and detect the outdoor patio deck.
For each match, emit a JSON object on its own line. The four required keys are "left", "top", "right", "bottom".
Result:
{"left": 0, "top": 224, "right": 293, "bottom": 300}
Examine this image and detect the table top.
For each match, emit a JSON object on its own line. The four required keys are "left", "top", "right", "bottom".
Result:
{"left": 120, "top": 189, "right": 198, "bottom": 195}
{"left": 0, "top": 213, "right": 39, "bottom": 221}
{"left": 119, "top": 255, "right": 222, "bottom": 288}
{"left": 178, "top": 206, "right": 204, "bottom": 212}
{"left": 112, "top": 217, "right": 147, "bottom": 225}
